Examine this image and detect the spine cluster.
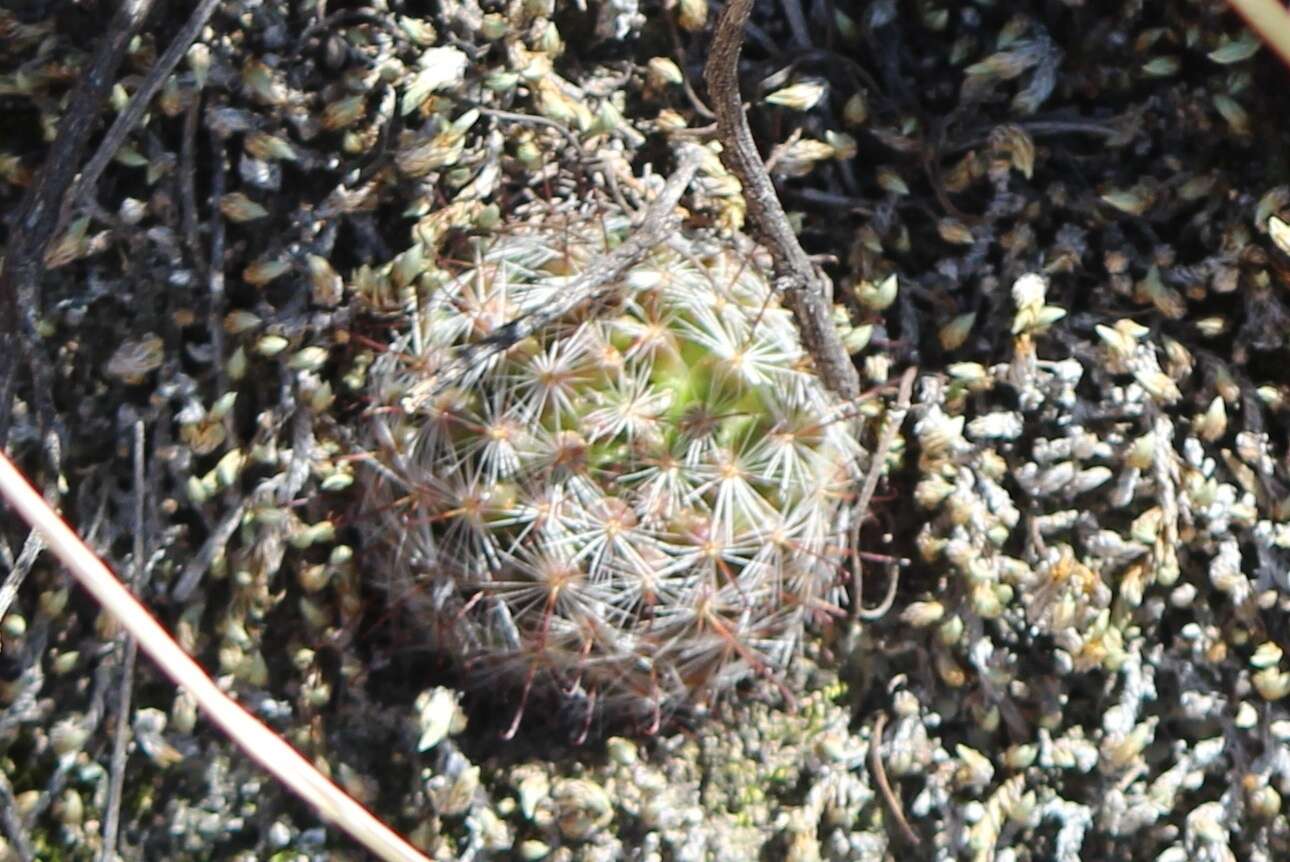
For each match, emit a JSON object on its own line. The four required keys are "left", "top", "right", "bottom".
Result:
{"left": 361, "top": 216, "right": 864, "bottom": 728}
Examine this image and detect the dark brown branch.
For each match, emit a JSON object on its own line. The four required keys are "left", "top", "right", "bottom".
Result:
{"left": 704, "top": 0, "right": 861, "bottom": 400}
{"left": 0, "top": 0, "right": 159, "bottom": 443}
{"left": 781, "top": 0, "right": 813, "bottom": 49}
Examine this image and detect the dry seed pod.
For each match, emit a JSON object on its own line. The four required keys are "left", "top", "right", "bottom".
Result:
{"left": 307, "top": 254, "right": 343, "bottom": 307}
{"left": 219, "top": 192, "right": 269, "bottom": 223}
{"left": 242, "top": 57, "right": 287, "bottom": 106}
{"left": 765, "top": 80, "right": 826, "bottom": 111}
{"left": 675, "top": 0, "right": 708, "bottom": 32}
{"left": 842, "top": 92, "right": 868, "bottom": 126}
{"left": 322, "top": 94, "right": 367, "bottom": 132}
{"left": 646, "top": 57, "right": 683, "bottom": 91}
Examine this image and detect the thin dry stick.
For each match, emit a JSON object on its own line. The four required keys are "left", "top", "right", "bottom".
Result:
{"left": 98, "top": 422, "right": 147, "bottom": 862}
{"left": 179, "top": 93, "right": 207, "bottom": 272}
{"left": 0, "top": 0, "right": 157, "bottom": 444}
{"left": 704, "top": 0, "right": 861, "bottom": 401}
{"left": 171, "top": 501, "right": 246, "bottom": 602}
{"left": 65, "top": 0, "right": 222, "bottom": 221}
{"left": 207, "top": 130, "right": 229, "bottom": 396}
{"left": 0, "top": 452, "right": 432, "bottom": 862}
{"left": 852, "top": 366, "right": 917, "bottom": 620}
{"left": 473, "top": 105, "right": 585, "bottom": 157}
{"left": 0, "top": 530, "right": 43, "bottom": 629}
{"left": 1228, "top": 0, "right": 1290, "bottom": 68}
{"left": 868, "top": 711, "right": 921, "bottom": 847}
{"left": 663, "top": 11, "right": 717, "bottom": 120}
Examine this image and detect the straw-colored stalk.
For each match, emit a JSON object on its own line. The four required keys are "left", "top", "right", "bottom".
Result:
{"left": 0, "top": 452, "right": 429, "bottom": 862}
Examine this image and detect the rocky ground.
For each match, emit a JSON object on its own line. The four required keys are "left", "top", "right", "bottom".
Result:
{"left": 4, "top": 1, "right": 1290, "bottom": 860}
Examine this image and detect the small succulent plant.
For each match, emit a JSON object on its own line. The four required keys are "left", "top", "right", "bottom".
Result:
{"left": 359, "top": 213, "right": 865, "bottom": 732}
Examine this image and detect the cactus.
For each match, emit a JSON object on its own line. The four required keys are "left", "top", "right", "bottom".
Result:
{"left": 359, "top": 213, "right": 865, "bottom": 731}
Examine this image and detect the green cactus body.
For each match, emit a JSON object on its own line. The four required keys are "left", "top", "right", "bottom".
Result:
{"left": 361, "top": 216, "right": 864, "bottom": 726}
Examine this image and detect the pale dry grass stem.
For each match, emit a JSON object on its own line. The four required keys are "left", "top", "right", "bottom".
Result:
{"left": 0, "top": 453, "right": 431, "bottom": 862}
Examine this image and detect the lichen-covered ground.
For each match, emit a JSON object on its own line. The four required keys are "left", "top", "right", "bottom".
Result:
{"left": 4, "top": 1, "right": 1290, "bottom": 860}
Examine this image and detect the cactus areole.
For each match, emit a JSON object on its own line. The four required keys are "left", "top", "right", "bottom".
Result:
{"left": 360, "top": 215, "right": 866, "bottom": 730}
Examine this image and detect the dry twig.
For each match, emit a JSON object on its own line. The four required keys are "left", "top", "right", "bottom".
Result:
{"left": 852, "top": 366, "right": 918, "bottom": 620}
{"left": 1228, "top": 0, "right": 1290, "bottom": 68}
{"left": 869, "top": 711, "right": 922, "bottom": 847}
{"left": 179, "top": 94, "right": 207, "bottom": 272}
{"left": 207, "top": 131, "right": 229, "bottom": 396}
{"left": 704, "top": 0, "right": 861, "bottom": 400}
{"left": 65, "top": 0, "right": 223, "bottom": 221}
{"left": 663, "top": 11, "right": 717, "bottom": 120}
{"left": 0, "top": 0, "right": 158, "bottom": 444}
{"left": 171, "top": 502, "right": 246, "bottom": 602}
{"left": 98, "top": 422, "right": 148, "bottom": 862}
{"left": 0, "top": 530, "right": 43, "bottom": 629}
{"left": 0, "top": 452, "right": 431, "bottom": 862}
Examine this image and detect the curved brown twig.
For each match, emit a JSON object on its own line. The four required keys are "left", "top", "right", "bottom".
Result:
{"left": 869, "top": 712, "right": 922, "bottom": 847}
{"left": 851, "top": 366, "right": 917, "bottom": 620}
{"left": 704, "top": 0, "right": 861, "bottom": 401}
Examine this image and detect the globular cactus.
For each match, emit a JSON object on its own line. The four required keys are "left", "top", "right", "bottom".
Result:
{"left": 359, "top": 212, "right": 865, "bottom": 732}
